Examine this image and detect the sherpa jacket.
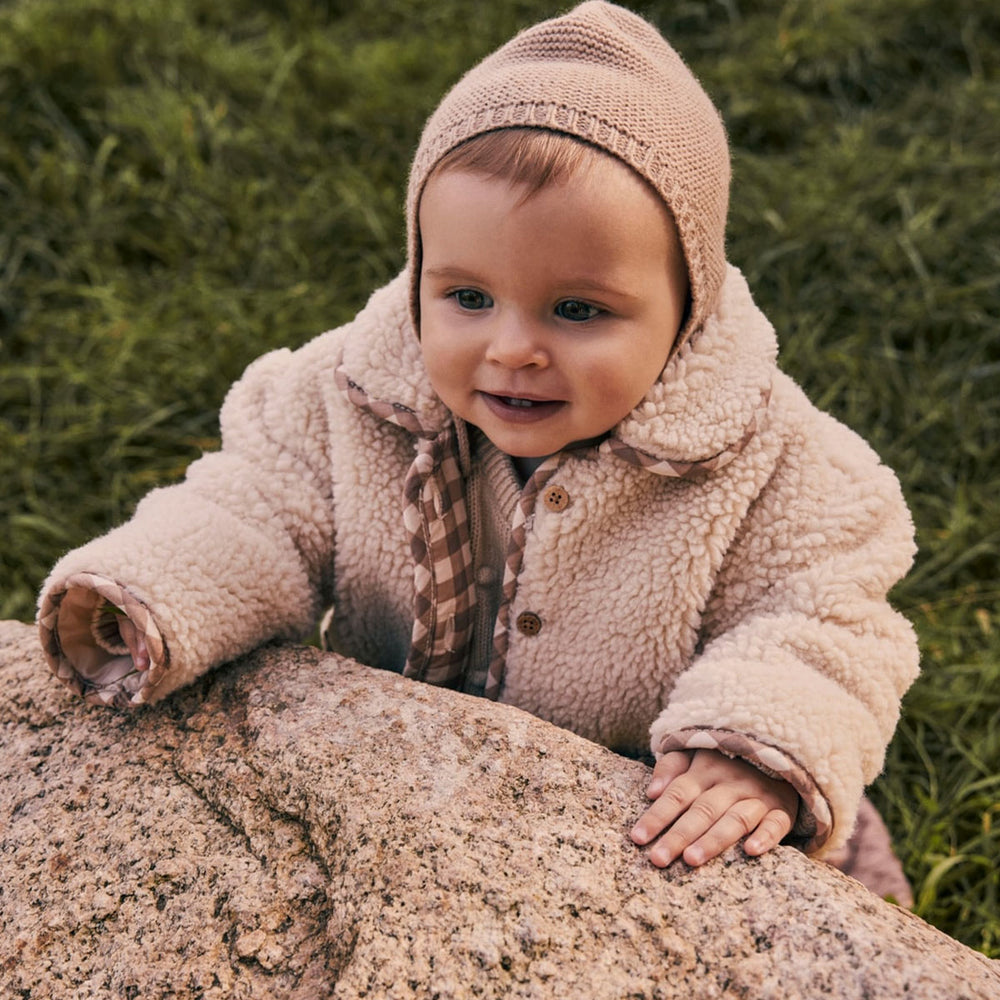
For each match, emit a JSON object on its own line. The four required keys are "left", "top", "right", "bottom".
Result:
{"left": 38, "top": 265, "right": 919, "bottom": 854}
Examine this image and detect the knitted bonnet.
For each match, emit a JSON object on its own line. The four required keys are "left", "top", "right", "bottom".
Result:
{"left": 406, "top": 0, "right": 731, "bottom": 348}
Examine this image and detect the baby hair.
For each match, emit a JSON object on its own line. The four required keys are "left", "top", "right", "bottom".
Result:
{"left": 429, "top": 127, "right": 605, "bottom": 201}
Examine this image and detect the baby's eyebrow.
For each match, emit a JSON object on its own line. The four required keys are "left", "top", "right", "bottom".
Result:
{"left": 421, "top": 265, "right": 481, "bottom": 282}
{"left": 559, "top": 277, "right": 641, "bottom": 302}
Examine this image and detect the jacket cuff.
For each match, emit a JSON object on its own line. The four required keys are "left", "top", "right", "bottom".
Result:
{"left": 38, "top": 572, "right": 169, "bottom": 708}
{"left": 654, "top": 727, "right": 832, "bottom": 853}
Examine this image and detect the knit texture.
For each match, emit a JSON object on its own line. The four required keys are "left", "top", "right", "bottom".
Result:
{"left": 406, "top": 0, "right": 730, "bottom": 346}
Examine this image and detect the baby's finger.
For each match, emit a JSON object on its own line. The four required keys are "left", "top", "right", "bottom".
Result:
{"left": 644, "top": 799, "right": 721, "bottom": 867}
{"left": 646, "top": 750, "right": 693, "bottom": 798}
{"left": 631, "top": 767, "right": 702, "bottom": 846}
{"left": 641, "top": 787, "right": 740, "bottom": 867}
{"left": 743, "top": 808, "right": 795, "bottom": 857}
{"left": 680, "top": 798, "right": 768, "bottom": 867}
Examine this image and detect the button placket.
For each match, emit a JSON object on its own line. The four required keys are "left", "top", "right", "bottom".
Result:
{"left": 512, "top": 485, "right": 568, "bottom": 642}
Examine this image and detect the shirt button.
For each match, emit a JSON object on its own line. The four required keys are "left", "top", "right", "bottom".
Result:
{"left": 542, "top": 485, "right": 570, "bottom": 512}
{"left": 516, "top": 611, "right": 543, "bottom": 636}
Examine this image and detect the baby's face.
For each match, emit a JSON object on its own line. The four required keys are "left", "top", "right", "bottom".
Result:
{"left": 418, "top": 153, "right": 688, "bottom": 461}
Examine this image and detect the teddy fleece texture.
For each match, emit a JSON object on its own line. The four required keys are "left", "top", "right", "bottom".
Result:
{"left": 37, "top": 265, "right": 918, "bottom": 855}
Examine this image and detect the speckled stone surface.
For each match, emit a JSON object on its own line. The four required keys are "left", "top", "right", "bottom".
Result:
{"left": 2, "top": 619, "right": 998, "bottom": 999}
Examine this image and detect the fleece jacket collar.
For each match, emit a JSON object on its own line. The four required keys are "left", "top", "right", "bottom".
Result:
{"left": 336, "top": 264, "right": 777, "bottom": 474}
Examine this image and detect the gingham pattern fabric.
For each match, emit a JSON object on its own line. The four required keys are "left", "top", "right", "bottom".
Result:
{"left": 656, "top": 727, "right": 832, "bottom": 853}
{"left": 335, "top": 369, "right": 426, "bottom": 436}
{"left": 38, "top": 572, "right": 168, "bottom": 708}
{"left": 336, "top": 365, "right": 475, "bottom": 688}
{"left": 401, "top": 425, "right": 476, "bottom": 687}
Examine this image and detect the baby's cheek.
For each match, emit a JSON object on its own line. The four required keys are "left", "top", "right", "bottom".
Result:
{"left": 578, "top": 362, "right": 656, "bottom": 426}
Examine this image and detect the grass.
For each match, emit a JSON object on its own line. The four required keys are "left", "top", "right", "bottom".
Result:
{"left": 2, "top": 0, "right": 998, "bottom": 958}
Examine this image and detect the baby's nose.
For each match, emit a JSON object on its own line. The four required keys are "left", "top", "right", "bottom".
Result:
{"left": 484, "top": 318, "right": 549, "bottom": 368}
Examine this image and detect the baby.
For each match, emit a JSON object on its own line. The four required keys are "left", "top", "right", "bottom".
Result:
{"left": 38, "top": 1, "right": 919, "bottom": 871}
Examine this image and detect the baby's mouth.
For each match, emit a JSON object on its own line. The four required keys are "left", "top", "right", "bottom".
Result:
{"left": 480, "top": 391, "right": 565, "bottom": 421}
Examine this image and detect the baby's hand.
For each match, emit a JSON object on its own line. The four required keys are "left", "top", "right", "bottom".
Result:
{"left": 630, "top": 748, "right": 798, "bottom": 868}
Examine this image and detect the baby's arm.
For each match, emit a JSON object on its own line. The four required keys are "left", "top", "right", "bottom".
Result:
{"left": 39, "top": 330, "right": 344, "bottom": 706}
{"left": 646, "top": 384, "right": 919, "bottom": 857}
{"left": 630, "top": 749, "right": 798, "bottom": 866}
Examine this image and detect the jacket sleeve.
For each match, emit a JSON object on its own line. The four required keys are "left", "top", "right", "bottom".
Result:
{"left": 37, "top": 332, "right": 343, "bottom": 708}
{"left": 649, "top": 383, "right": 919, "bottom": 855}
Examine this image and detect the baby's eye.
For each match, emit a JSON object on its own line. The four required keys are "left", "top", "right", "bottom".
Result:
{"left": 555, "top": 299, "right": 601, "bottom": 322}
{"left": 452, "top": 288, "right": 492, "bottom": 310}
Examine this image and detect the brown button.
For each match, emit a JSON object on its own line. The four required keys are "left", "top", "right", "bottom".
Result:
{"left": 516, "top": 611, "right": 543, "bottom": 636}
{"left": 542, "top": 485, "right": 570, "bottom": 512}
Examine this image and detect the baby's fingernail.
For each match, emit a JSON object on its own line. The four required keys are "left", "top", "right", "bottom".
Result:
{"left": 649, "top": 845, "right": 675, "bottom": 868}
{"left": 685, "top": 846, "right": 705, "bottom": 866}
{"left": 630, "top": 823, "right": 647, "bottom": 843}
{"left": 647, "top": 778, "right": 664, "bottom": 797}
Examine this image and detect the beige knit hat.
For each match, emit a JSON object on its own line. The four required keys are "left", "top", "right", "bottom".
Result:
{"left": 406, "top": 0, "right": 730, "bottom": 348}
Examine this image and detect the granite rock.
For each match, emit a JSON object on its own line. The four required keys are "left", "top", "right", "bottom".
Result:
{"left": 1, "top": 618, "right": 997, "bottom": 999}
